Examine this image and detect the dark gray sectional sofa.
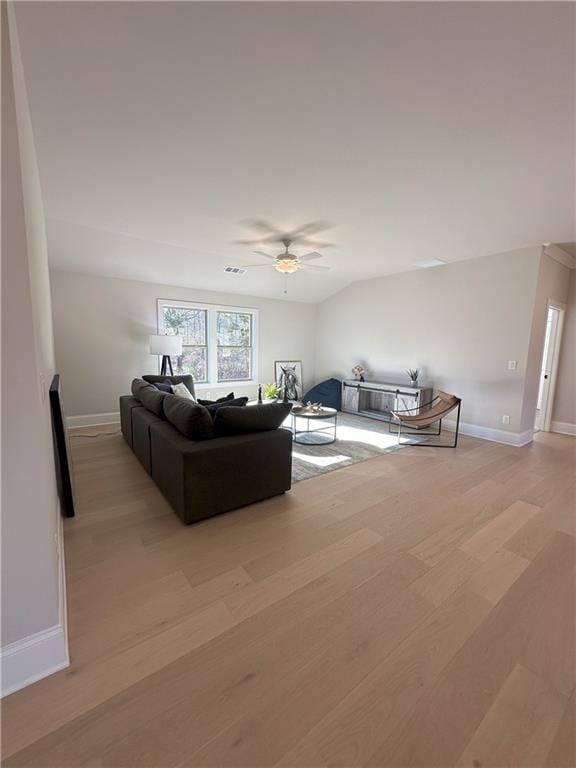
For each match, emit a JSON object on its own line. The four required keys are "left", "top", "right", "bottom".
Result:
{"left": 120, "top": 375, "right": 293, "bottom": 525}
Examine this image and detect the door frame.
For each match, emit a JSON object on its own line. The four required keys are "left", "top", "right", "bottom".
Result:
{"left": 538, "top": 300, "right": 566, "bottom": 432}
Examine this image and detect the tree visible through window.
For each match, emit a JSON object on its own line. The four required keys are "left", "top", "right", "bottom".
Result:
{"left": 158, "top": 301, "right": 257, "bottom": 385}
{"left": 161, "top": 306, "right": 207, "bottom": 381}
{"left": 217, "top": 311, "right": 252, "bottom": 381}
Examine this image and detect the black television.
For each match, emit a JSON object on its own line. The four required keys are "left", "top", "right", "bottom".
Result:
{"left": 49, "top": 374, "right": 75, "bottom": 518}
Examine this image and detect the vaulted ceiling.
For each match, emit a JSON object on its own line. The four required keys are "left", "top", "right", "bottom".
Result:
{"left": 15, "top": 1, "right": 575, "bottom": 302}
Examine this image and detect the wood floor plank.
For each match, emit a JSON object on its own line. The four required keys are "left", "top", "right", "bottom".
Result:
{"left": 224, "top": 528, "right": 382, "bottom": 621}
{"left": 2, "top": 601, "right": 237, "bottom": 757}
{"left": 459, "top": 499, "right": 541, "bottom": 561}
{"left": 180, "top": 585, "right": 433, "bottom": 768}
{"left": 465, "top": 548, "right": 530, "bottom": 606}
{"left": 275, "top": 589, "right": 493, "bottom": 768}
{"left": 412, "top": 548, "right": 479, "bottom": 607}
{"left": 3, "top": 541, "right": 408, "bottom": 766}
{"left": 2, "top": 428, "right": 573, "bottom": 768}
{"left": 545, "top": 690, "right": 576, "bottom": 768}
{"left": 367, "top": 532, "right": 576, "bottom": 767}
{"left": 77, "top": 555, "right": 430, "bottom": 768}
{"left": 456, "top": 663, "right": 568, "bottom": 768}
{"left": 505, "top": 510, "right": 558, "bottom": 561}
{"left": 242, "top": 515, "right": 373, "bottom": 581}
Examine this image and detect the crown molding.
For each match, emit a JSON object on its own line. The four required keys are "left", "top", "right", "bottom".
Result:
{"left": 543, "top": 243, "right": 576, "bottom": 269}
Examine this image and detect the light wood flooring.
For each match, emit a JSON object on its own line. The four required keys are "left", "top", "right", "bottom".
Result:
{"left": 2, "top": 426, "right": 575, "bottom": 767}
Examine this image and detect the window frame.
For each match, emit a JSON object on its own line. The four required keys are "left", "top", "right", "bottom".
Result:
{"left": 215, "top": 309, "right": 254, "bottom": 384}
{"left": 157, "top": 299, "right": 259, "bottom": 387}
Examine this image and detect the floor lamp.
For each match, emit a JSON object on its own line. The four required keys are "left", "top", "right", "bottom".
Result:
{"left": 149, "top": 335, "right": 182, "bottom": 376}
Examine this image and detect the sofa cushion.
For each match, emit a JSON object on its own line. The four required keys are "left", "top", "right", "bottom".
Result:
{"left": 139, "top": 385, "right": 169, "bottom": 416}
{"left": 163, "top": 395, "right": 214, "bottom": 440}
{"left": 132, "top": 406, "right": 164, "bottom": 473}
{"left": 119, "top": 395, "right": 143, "bottom": 448}
{"left": 213, "top": 402, "right": 292, "bottom": 436}
{"left": 131, "top": 379, "right": 169, "bottom": 416}
{"left": 131, "top": 377, "right": 152, "bottom": 402}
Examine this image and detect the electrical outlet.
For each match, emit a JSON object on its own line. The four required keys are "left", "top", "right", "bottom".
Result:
{"left": 502, "top": 415, "right": 510, "bottom": 425}
{"left": 507, "top": 360, "right": 518, "bottom": 371}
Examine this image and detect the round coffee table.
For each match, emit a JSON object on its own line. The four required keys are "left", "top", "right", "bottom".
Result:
{"left": 291, "top": 406, "right": 338, "bottom": 445}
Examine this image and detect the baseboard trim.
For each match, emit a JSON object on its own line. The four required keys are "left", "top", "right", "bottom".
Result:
{"left": 551, "top": 420, "right": 576, "bottom": 436}
{"left": 1, "top": 624, "right": 69, "bottom": 697}
{"left": 443, "top": 420, "right": 533, "bottom": 447}
{"left": 67, "top": 411, "right": 120, "bottom": 428}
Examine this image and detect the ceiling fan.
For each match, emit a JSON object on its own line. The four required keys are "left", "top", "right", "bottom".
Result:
{"left": 242, "top": 238, "right": 331, "bottom": 274}
{"left": 237, "top": 221, "right": 333, "bottom": 275}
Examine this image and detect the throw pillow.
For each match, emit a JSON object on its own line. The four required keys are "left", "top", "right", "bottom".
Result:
{"left": 213, "top": 402, "right": 292, "bottom": 436}
{"left": 153, "top": 381, "right": 173, "bottom": 393}
{"left": 142, "top": 374, "right": 196, "bottom": 397}
{"left": 172, "top": 382, "right": 196, "bottom": 400}
{"left": 197, "top": 392, "right": 235, "bottom": 406}
{"left": 205, "top": 396, "right": 248, "bottom": 417}
{"left": 163, "top": 395, "right": 213, "bottom": 440}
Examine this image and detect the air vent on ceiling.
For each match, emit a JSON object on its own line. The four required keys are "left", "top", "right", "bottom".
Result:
{"left": 413, "top": 258, "right": 446, "bottom": 269}
{"left": 223, "top": 266, "right": 247, "bottom": 276}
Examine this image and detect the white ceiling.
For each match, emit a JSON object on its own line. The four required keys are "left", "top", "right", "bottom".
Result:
{"left": 15, "top": 1, "right": 575, "bottom": 303}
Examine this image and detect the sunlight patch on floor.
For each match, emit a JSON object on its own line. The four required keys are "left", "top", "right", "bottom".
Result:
{"left": 336, "top": 424, "right": 398, "bottom": 450}
{"left": 292, "top": 451, "right": 351, "bottom": 467}
{"left": 284, "top": 416, "right": 399, "bottom": 453}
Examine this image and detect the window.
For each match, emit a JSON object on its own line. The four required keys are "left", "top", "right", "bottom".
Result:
{"left": 161, "top": 305, "right": 208, "bottom": 382}
{"left": 157, "top": 300, "right": 258, "bottom": 385}
{"left": 216, "top": 311, "right": 253, "bottom": 381}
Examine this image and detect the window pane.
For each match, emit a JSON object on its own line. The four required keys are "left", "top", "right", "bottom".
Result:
{"left": 172, "top": 346, "right": 207, "bottom": 382}
{"left": 217, "top": 347, "right": 251, "bottom": 381}
{"left": 216, "top": 312, "right": 251, "bottom": 347}
{"left": 162, "top": 306, "right": 206, "bottom": 345}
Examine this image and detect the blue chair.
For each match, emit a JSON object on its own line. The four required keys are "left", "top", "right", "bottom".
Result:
{"left": 301, "top": 378, "right": 342, "bottom": 410}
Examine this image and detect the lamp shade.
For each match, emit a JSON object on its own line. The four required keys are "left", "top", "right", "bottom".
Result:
{"left": 149, "top": 334, "right": 182, "bottom": 356}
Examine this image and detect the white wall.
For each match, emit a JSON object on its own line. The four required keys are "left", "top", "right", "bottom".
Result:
{"left": 1, "top": 4, "right": 68, "bottom": 695}
{"left": 50, "top": 270, "right": 317, "bottom": 418}
{"left": 314, "top": 247, "right": 543, "bottom": 438}
{"left": 552, "top": 268, "right": 576, "bottom": 431}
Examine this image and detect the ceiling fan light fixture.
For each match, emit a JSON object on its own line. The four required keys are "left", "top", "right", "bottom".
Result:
{"left": 275, "top": 261, "right": 299, "bottom": 274}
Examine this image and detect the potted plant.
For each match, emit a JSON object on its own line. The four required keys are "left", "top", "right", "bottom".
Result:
{"left": 263, "top": 382, "right": 280, "bottom": 401}
{"left": 406, "top": 368, "right": 419, "bottom": 387}
{"left": 352, "top": 364, "right": 365, "bottom": 382}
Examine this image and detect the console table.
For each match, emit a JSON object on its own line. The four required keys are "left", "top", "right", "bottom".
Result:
{"left": 342, "top": 379, "right": 433, "bottom": 423}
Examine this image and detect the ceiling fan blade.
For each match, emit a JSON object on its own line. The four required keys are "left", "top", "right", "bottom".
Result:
{"left": 253, "top": 250, "right": 276, "bottom": 260}
{"left": 234, "top": 236, "right": 282, "bottom": 245}
{"left": 299, "top": 251, "right": 324, "bottom": 261}
{"left": 242, "top": 219, "right": 283, "bottom": 235}
{"left": 285, "top": 221, "right": 331, "bottom": 240}
{"left": 240, "top": 263, "right": 273, "bottom": 268}
{"left": 295, "top": 239, "right": 335, "bottom": 249}
{"left": 301, "top": 264, "right": 331, "bottom": 271}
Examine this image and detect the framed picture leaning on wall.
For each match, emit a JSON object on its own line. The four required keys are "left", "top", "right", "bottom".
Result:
{"left": 275, "top": 360, "right": 303, "bottom": 401}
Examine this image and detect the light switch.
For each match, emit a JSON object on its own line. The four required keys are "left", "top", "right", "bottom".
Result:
{"left": 507, "top": 360, "right": 517, "bottom": 371}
